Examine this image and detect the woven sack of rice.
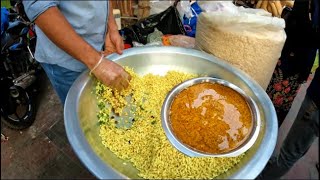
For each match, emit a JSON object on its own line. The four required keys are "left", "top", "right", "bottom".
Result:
{"left": 195, "top": 8, "right": 286, "bottom": 89}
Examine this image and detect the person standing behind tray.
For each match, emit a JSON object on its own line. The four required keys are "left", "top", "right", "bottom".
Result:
{"left": 22, "top": 1, "right": 131, "bottom": 105}
{"left": 257, "top": 0, "right": 319, "bottom": 178}
{"left": 266, "top": 0, "right": 318, "bottom": 127}
{"left": 257, "top": 63, "right": 319, "bottom": 179}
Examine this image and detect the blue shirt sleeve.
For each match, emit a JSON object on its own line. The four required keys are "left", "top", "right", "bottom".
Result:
{"left": 22, "top": 0, "right": 60, "bottom": 22}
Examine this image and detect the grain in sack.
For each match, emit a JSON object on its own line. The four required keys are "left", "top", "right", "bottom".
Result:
{"left": 195, "top": 5, "right": 286, "bottom": 89}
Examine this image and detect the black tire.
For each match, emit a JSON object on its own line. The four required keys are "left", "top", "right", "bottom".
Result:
{"left": 1, "top": 86, "right": 36, "bottom": 130}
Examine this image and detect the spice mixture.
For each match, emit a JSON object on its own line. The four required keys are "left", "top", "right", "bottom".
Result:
{"left": 170, "top": 82, "right": 253, "bottom": 154}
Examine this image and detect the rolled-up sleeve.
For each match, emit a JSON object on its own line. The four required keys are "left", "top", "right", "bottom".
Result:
{"left": 22, "top": 0, "right": 59, "bottom": 22}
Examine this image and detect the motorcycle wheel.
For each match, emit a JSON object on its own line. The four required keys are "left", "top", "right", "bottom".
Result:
{"left": 1, "top": 86, "right": 36, "bottom": 130}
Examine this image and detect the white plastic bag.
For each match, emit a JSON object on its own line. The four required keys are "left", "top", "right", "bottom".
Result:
{"left": 197, "top": 1, "right": 238, "bottom": 14}
{"left": 196, "top": 7, "right": 286, "bottom": 89}
{"left": 238, "top": 6, "right": 272, "bottom": 17}
{"left": 149, "top": 0, "right": 175, "bottom": 15}
{"left": 168, "top": 35, "right": 195, "bottom": 48}
{"left": 149, "top": 0, "right": 189, "bottom": 21}
{"left": 133, "top": 41, "right": 163, "bottom": 47}
{"left": 179, "top": 0, "right": 193, "bottom": 18}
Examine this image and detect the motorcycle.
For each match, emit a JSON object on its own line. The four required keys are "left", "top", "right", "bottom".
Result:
{"left": 1, "top": 2, "right": 40, "bottom": 130}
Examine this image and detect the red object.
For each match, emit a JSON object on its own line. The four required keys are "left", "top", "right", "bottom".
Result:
{"left": 273, "top": 82, "right": 283, "bottom": 91}
{"left": 162, "top": 34, "right": 173, "bottom": 46}
{"left": 124, "top": 44, "right": 132, "bottom": 49}
{"left": 28, "top": 28, "right": 35, "bottom": 38}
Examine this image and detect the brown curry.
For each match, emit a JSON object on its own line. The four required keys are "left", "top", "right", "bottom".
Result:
{"left": 170, "top": 82, "right": 252, "bottom": 154}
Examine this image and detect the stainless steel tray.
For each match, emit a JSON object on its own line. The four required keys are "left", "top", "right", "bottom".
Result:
{"left": 64, "top": 47, "right": 278, "bottom": 179}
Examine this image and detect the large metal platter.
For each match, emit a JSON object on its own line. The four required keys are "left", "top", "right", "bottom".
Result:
{"left": 64, "top": 47, "right": 278, "bottom": 179}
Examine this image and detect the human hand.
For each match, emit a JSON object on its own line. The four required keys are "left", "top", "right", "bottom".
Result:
{"left": 102, "top": 29, "right": 124, "bottom": 55}
{"left": 91, "top": 57, "right": 131, "bottom": 91}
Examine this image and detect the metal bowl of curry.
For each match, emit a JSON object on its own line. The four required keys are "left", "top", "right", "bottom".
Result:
{"left": 161, "top": 77, "right": 261, "bottom": 157}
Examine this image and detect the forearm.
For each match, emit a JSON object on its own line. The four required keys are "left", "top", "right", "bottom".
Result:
{"left": 107, "top": 5, "right": 118, "bottom": 32}
{"left": 34, "top": 7, "right": 100, "bottom": 69}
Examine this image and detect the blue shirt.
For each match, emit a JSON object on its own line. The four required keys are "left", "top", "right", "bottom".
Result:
{"left": 23, "top": 1, "right": 109, "bottom": 72}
